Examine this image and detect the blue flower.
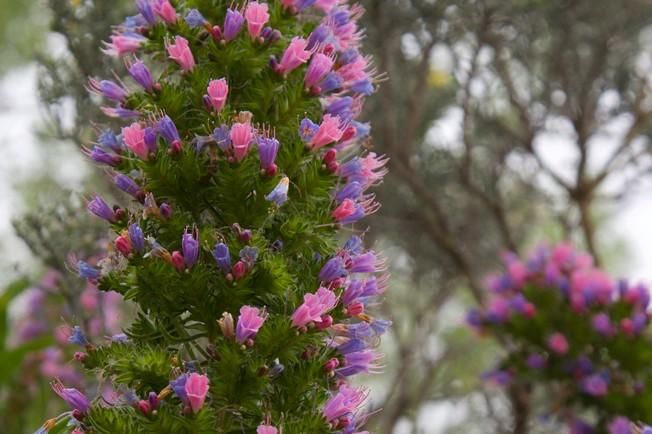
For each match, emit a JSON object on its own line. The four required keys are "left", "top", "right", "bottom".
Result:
{"left": 265, "top": 176, "right": 289, "bottom": 207}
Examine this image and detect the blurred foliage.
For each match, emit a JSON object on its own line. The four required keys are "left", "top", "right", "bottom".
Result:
{"left": 0, "top": 0, "right": 48, "bottom": 74}
{"left": 361, "top": 0, "right": 652, "bottom": 432}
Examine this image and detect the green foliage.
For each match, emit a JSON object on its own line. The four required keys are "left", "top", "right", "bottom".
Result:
{"left": 36, "top": 1, "right": 384, "bottom": 433}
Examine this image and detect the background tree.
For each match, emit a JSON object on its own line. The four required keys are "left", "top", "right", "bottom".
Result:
{"left": 361, "top": 0, "right": 652, "bottom": 432}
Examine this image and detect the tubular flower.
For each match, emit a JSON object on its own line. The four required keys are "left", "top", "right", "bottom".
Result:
{"left": 291, "top": 287, "right": 338, "bottom": 328}
{"left": 166, "top": 36, "right": 195, "bottom": 72}
{"left": 102, "top": 33, "right": 146, "bottom": 56}
{"left": 223, "top": 8, "right": 245, "bottom": 41}
{"left": 207, "top": 78, "right": 229, "bottom": 112}
{"left": 40, "top": 2, "right": 389, "bottom": 432}
{"left": 305, "top": 53, "right": 335, "bottom": 88}
{"left": 310, "top": 114, "right": 344, "bottom": 149}
{"left": 153, "top": 0, "right": 177, "bottom": 24}
{"left": 277, "top": 37, "right": 312, "bottom": 74}
{"left": 122, "top": 123, "right": 149, "bottom": 159}
{"left": 230, "top": 122, "right": 254, "bottom": 162}
{"left": 51, "top": 379, "right": 91, "bottom": 414}
{"left": 127, "top": 58, "right": 155, "bottom": 91}
{"left": 184, "top": 373, "right": 209, "bottom": 414}
{"left": 244, "top": 2, "right": 270, "bottom": 40}
{"left": 235, "top": 305, "right": 268, "bottom": 344}
{"left": 265, "top": 176, "right": 289, "bottom": 207}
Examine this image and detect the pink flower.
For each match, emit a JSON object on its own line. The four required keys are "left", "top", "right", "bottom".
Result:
{"left": 207, "top": 78, "right": 229, "bottom": 112}
{"left": 305, "top": 53, "right": 334, "bottom": 88}
{"left": 291, "top": 287, "right": 338, "bottom": 328}
{"left": 547, "top": 332, "right": 569, "bottom": 355}
{"left": 314, "top": 0, "right": 339, "bottom": 12}
{"left": 122, "top": 123, "right": 149, "bottom": 160}
{"left": 332, "top": 198, "right": 356, "bottom": 221}
{"left": 310, "top": 114, "right": 344, "bottom": 149}
{"left": 570, "top": 268, "right": 613, "bottom": 306}
{"left": 257, "top": 425, "right": 278, "bottom": 434}
{"left": 244, "top": 2, "right": 270, "bottom": 40}
{"left": 80, "top": 287, "right": 99, "bottom": 311}
{"left": 184, "top": 373, "right": 209, "bottom": 414}
{"left": 277, "top": 37, "right": 311, "bottom": 74}
{"left": 338, "top": 56, "right": 370, "bottom": 83}
{"left": 102, "top": 33, "right": 146, "bottom": 56}
{"left": 323, "top": 384, "right": 367, "bottom": 422}
{"left": 235, "top": 305, "right": 267, "bottom": 344}
{"left": 230, "top": 122, "right": 254, "bottom": 162}
{"left": 166, "top": 36, "right": 195, "bottom": 72}
{"left": 153, "top": 0, "right": 177, "bottom": 24}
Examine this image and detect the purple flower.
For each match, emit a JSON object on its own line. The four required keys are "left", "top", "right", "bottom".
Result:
{"left": 223, "top": 8, "right": 244, "bottom": 41}
{"left": 127, "top": 58, "right": 155, "bottom": 92}
{"left": 76, "top": 260, "right": 100, "bottom": 280}
{"left": 68, "top": 325, "right": 89, "bottom": 346}
{"left": 213, "top": 125, "right": 232, "bottom": 151}
{"left": 334, "top": 181, "right": 362, "bottom": 202}
{"left": 182, "top": 232, "right": 200, "bottom": 268}
{"left": 257, "top": 136, "right": 279, "bottom": 170}
{"left": 306, "top": 24, "right": 330, "bottom": 50}
{"left": 111, "top": 333, "right": 129, "bottom": 343}
{"left": 170, "top": 373, "right": 188, "bottom": 400}
{"left": 235, "top": 305, "right": 267, "bottom": 344}
{"left": 160, "top": 202, "right": 172, "bottom": 218}
{"left": 87, "top": 195, "right": 116, "bottom": 222}
{"left": 88, "top": 78, "right": 128, "bottom": 102}
{"left": 157, "top": 115, "right": 181, "bottom": 147}
{"left": 343, "top": 235, "right": 363, "bottom": 254}
{"left": 51, "top": 379, "right": 90, "bottom": 413}
{"left": 569, "top": 418, "right": 594, "bottom": 434}
{"left": 526, "top": 353, "right": 546, "bottom": 369}
{"left": 101, "top": 105, "right": 141, "bottom": 119}
{"left": 592, "top": 313, "right": 614, "bottom": 336}
{"left": 342, "top": 280, "right": 364, "bottom": 305}
{"left": 351, "top": 78, "right": 374, "bottom": 95}
{"left": 213, "top": 243, "right": 231, "bottom": 272}
{"left": 185, "top": 9, "right": 207, "bottom": 28}
{"left": 136, "top": 0, "right": 157, "bottom": 25}
{"left": 114, "top": 174, "right": 142, "bottom": 199}
{"left": 339, "top": 48, "right": 359, "bottom": 65}
{"left": 129, "top": 223, "right": 145, "bottom": 253}
{"left": 320, "top": 71, "right": 343, "bottom": 93}
{"left": 144, "top": 127, "right": 158, "bottom": 153}
{"left": 98, "top": 129, "right": 122, "bottom": 152}
{"left": 326, "top": 96, "right": 354, "bottom": 120}
{"left": 86, "top": 146, "right": 120, "bottom": 166}
{"left": 239, "top": 246, "right": 259, "bottom": 267}
{"left": 336, "top": 349, "right": 381, "bottom": 376}
{"left": 352, "top": 121, "right": 371, "bottom": 140}
{"left": 319, "top": 257, "right": 347, "bottom": 282}
{"left": 299, "top": 118, "right": 319, "bottom": 143}
{"left": 337, "top": 338, "right": 366, "bottom": 355}
{"left": 348, "top": 251, "right": 380, "bottom": 273}
{"left": 466, "top": 309, "right": 483, "bottom": 327}
{"left": 370, "top": 318, "right": 392, "bottom": 335}
{"left": 608, "top": 417, "right": 631, "bottom": 434}
{"left": 581, "top": 373, "right": 609, "bottom": 397}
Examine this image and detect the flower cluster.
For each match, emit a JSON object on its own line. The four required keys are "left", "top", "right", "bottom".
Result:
{"left": 38, "top": 1, "right": 387, "bottom": 433}
{"left": 468, "top": 243, "right": 652, "bottom": 433}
